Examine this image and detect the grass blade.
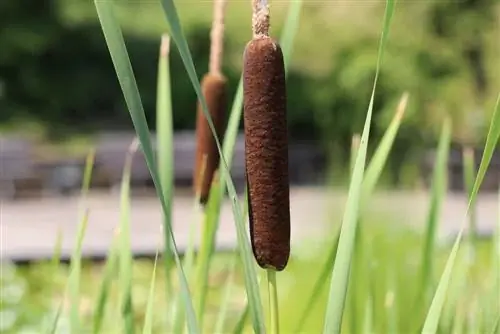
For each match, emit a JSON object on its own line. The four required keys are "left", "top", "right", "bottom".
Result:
{"left": 94, "top": 2, "right": 198, "bottom": 332}
{"left": 322, "top": 0, "right": 396, "bottom": 331}
{"left": 142, "top": 240, "right": 162, "bottom": 334}
{"left": 489, "top": 315, "right": 499, "bottom": 334}
{"left": 361, "top": 92, "right": 408, "bottom": 199}
{"left": 156, "top": 33, "right": 175, "bottom": 297}
{"left": 351, "top": 134, "right": 361, "bottom": 177}
{"left": 422, "top": 93, "right": 500, "bottom": 333}
{"left": 68, "top": 149, "right": 95, "bottom": 332}
{"left": 462, "top": 146, "right": 477, "bottom": 242}
{"left": 118, "top": 141, "right": 136, "bottom": 334}
{"left": 46, "top": 300, "right": 64, "bottom": 334}
{"left": 213, "top": 253, "right": 238, "bottom": 333}
{"left": 234, "top": 304, "right": 250, "bottom": 334}
{"left": 494, "top": 186, "right": 500, "bottom": 332}
{"left": 278, "top": 0, "right": 303, "bottom": 68}
{"left": 420, "top": 117, "right": 452, "bottom": 293}
{"left": 362, "top": 297, "right": 373, "bottom": 334}
{"left": 170, "top": 201, "right": 203, "bottom": 334}
{"left": 51, "top": 227, "right": 63, "bottom": 272}
{"left": 68, "top": 210, "right": 90, "bottom": 332}
{"left": 92, "top": 230, "right": 120, "bottom": 334}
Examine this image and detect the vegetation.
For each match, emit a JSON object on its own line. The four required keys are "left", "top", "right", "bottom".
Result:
{"left": 2, "top": 2, "right": 498, "bottom": 157}
{"left": 1, "top": 0, "right": 499, "bottom": 333}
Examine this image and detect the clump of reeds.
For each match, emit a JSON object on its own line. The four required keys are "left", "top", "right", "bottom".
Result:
{"left": 243, "top": 0, "right": 290, "bottom": 272}
{"left": 193, "top": 0, "right": 228, "bottom": 204}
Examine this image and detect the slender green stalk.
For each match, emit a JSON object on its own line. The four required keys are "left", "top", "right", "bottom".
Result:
{"left": 420, "top": 117, "right": 451, "bottom": 293}
{"left": 44, "top": 227, "right": 64, "bottom": 334}
{"left": 361, "top": 92, "right": 409, "bottom": 202}
{"left": 234, "top": 304, "right": 250, "bottom": 334}
{"left": 462, "top": 146, "right": 477, "bottom": 243}
{"left": 362, "top": 296, "right": 373, "bottom": 334}
{"left": 267, "top": 270, "right": 279, "bottom": 334}
{"left": 92, "top": 229, "right": 120, "bottom": 334}
{"left": 118, "top": 140, "right": 137, "bottom": 334}
{"left": 51, "top": 227, "right": 63, "bottom": 273}
{"left": 192, "top": 175, "right": 226, "bottom": 329}
{"left": 46, "top": 300, "right": 64, "bottom": 334}
{"left": 489, "top": 315, "right": 499, "bottom": 334}
{"left": 170, "top": 202, "right": 202, "bottom": 334}
{"left": 68, "top": 149, "right": 95, "bottom": 333}
{"left": 156, "top": 33, "right": 175, "bottom": 299}
{"left": 351, "top": 134, "right": 361, "bottom": 177}
{"left": 194, "top": 206, "right": 217, "bottom": 327}
{"left": 142, "top": 238, "right": 162, "bottom": 334}
{"left": 349, "top": 222, "right": 365, "bottom": 334}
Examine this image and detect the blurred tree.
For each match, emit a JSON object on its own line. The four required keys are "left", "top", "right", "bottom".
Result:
{"left": 429, "top": 0, "right": 497, "bottom": 144}
{"left": 0, "top": 1, "right": 62, "bottom": 121}
{"left": 0, "top": 0, "right": 498, "bottom": 187}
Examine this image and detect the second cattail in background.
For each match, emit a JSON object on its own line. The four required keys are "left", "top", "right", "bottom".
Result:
{"left": 193, "top": 0, "right": 228, "bottom": 204}
{"left": 243, "top": 0, "right": 291, "bottom": 271}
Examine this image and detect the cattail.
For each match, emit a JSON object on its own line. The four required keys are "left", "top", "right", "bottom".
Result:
{"left": 243, "top": 0, "right": 290, "bottom": 271}
{"left": 193, "top": 0, "right": 228, "bottom": 204}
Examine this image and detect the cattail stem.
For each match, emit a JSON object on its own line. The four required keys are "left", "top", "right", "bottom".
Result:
{"left": 252, "top": 0, "right": 270, "bottom": 38}
{"left": 267, "top": 269, "right": 280, "bottom": 334}
{"left": 209, "top": 0, "right": 227, "bottom": 74}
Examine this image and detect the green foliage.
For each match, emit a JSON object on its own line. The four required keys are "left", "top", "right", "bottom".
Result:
{"left": 2, "top": 0, "right": 498, "bottom": 167}
{"left": 1, "top": 0, "right": 499, "bottom": 334}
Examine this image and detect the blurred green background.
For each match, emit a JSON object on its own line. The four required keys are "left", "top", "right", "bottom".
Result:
{"left": 2, "top": 1, "right": 500, "bottom": 333}
{"left": 1, "top": 0, "right": 499, "bottom": 171}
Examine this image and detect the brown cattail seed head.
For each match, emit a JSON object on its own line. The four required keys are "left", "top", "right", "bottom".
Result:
{"left": 194, "top": 73, "right": 227, "bottom": 204}
{"left": 243, "top": 36, "right": 290, "bottom": 271}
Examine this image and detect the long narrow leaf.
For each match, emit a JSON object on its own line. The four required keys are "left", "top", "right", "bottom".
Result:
{"left": 94, "top": 2, "right": 198, "bottom": 332}
{"left": 92, "top": 230, "right": 120, "bottom": 334}
{"left": 68, "top": 149, "right": 95, "bottom": 332}
{"left": 142, "top": 240, "right": 162, "bottom": 334}
{"left": 156, "top": 33, "right": 175, "bottom": 297}
{"left": 420, "top": 116, "right": 452, "bottom": 298}
{"left": 462, "top": 146, "right": 477, "bottom": 242}
{"left": 322, "top": 1, "right": 396, "bottom": 331}
{"left": 118, "top": 141, "right": 136, "bottom": 334}
{"left": 361, "top": 92, "right": 408, "bottom": 199}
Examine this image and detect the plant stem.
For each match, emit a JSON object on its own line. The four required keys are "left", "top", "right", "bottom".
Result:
{"left": 267, "top": 269, "right": 279, "bottom": 334}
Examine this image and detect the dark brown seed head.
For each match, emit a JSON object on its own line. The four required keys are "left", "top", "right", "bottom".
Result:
{"left": 243, "top": 36, "right": 290, "bottom": 271}
{"left": 194, "top": 72, "right": 227, "bottom": 204}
